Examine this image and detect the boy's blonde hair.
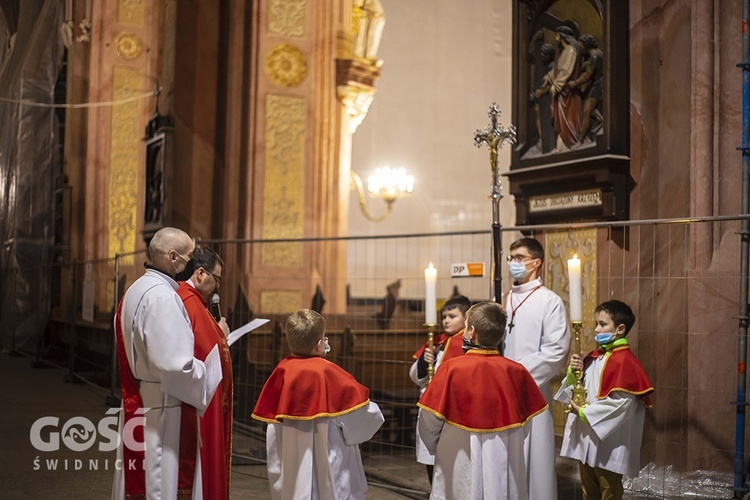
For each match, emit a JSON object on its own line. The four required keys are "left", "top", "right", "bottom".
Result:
{"left": 286, "top": 309, "right": 326, "bottom": 355}
{"left": 466, "top": 302, "right": 507, "bottom": 346}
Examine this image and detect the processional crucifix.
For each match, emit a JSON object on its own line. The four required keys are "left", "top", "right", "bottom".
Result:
{"left": 473, "top": 103, "right": 517, "bottom": 303}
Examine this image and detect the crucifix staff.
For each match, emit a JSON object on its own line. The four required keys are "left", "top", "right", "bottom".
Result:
{"left": 473, "top": 103, "right": 516, "bottom": 304}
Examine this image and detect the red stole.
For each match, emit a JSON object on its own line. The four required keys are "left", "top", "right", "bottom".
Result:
{"left": 417, "top": 349, "right": 548, "bottom": 432}
{"left": 586, "top": 345, "right": 654, "bottom": 407}
{"left": 252, "top": 356, "right": 370, "bottom": 423}
{"left": 412, "top": 330, "right": 464, "bottom": 363}
{"left": 177, "top": 283, "right": 233, "bottom": 500}
{"left": 114, "top": 298, "right": 197, "bottom": 499}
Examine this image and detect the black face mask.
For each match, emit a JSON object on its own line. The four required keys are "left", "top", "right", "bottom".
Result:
{"left": 462, "top": 335, "right": 500, "bottom": 353}
{"left": 174, "top": 259, "right": 195, "bottom": 282}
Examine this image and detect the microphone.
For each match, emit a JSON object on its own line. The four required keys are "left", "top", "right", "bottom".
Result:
{"left": 210, "top": 293, "right": 222, "bottom": 322}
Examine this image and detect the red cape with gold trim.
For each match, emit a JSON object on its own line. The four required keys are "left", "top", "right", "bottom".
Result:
{"left": 417, "top": 349, "right": 548, "bottom": 433}
{"left": 252, "top": 356, "right": 370, "bottom": 423}
{"left": 586, "top": 345, "right": 654, "bottom": 407}
{"left": 413, "top": 330, "right": 464, "bottom": 363}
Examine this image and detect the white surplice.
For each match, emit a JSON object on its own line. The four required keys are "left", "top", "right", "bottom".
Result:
{"left": 111, "top": 268, "right": 223, "bottom": 500}
{"left": 265, "top": 401, "right": 384, "bottom": 500}
{"left": 503, "top": 277, "right": 570, "bottom": 500}
{"left": 409, "top": 347, "right": 452, "bottom": 465}
{"left": 418, "top": 411, "right": 529, "bottom": 500}
{"left": 555, "top": 353, "right": 646, "bottom": 477}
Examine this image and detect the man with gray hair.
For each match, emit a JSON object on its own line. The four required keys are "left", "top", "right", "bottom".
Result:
{"left": 112, "top": 227, "right": 222, "bottom": 499}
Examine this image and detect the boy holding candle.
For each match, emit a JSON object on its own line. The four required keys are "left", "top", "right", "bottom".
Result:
{"left": 503, "top": 237, "right": 570, "bottom": 500}
{"left": 417, "top": 301, "right": 548, "bottom": 499}
{"left": 409, "top": 294, "right": 472, "bottom": 483}
{"left": 555, "top": 300, "right": 653, "bottom": 500}
{"left": 251, "top": 309, "right": 385, "bottom": 500}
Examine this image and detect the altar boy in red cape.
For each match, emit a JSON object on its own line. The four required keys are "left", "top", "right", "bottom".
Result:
{"left": 252, "top": 309, "right": 384, "bottom": 500}
{"left": 409, "top": 294, "right": 471, "bottom": 483}
{"left": 417, "top": 301, "right": 548, "bottom": 500}
{"left": 555, "top": 300, "right": 653, "bottom": 500}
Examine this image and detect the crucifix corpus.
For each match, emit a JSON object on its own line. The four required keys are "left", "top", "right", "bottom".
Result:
{"left": 473, "top": 103, "right": 516, "bottom": 303}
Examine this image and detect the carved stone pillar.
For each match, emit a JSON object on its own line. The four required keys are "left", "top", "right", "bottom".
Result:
{"left": 219, "top": 0, "right": 356, "bottom": 315}
{"left": 82, "top": 1, "right": 165, "bottom": 305}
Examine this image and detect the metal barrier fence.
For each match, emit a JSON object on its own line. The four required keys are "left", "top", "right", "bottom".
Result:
{"left": 12, "top": 215, "right": 749, "bottom": 498}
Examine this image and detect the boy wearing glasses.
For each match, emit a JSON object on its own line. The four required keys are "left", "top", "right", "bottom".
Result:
{"left": 252, "top": 309, "right": 384, "bottom": 500}
{"left": 503, "top": 237, "right": 570, "bottom": 499}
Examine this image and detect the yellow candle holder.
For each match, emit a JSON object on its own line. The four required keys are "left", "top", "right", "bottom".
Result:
{"left": 424, "top": 323, "right": 437, "bottom": 383}
{"left": 566, "top": 321, "right": 588, "bottom": 413}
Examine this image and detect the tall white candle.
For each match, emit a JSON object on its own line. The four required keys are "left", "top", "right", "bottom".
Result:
{"left": 425, "top": 262, "right": 437, "bottom": 324}
{"left": 567, "top": 254, "right": 582, "bottom": 322}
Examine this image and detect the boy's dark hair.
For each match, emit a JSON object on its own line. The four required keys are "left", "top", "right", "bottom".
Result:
{"left": 193, "top": 247, "right": 224, "bottom": 273}
{"left": 595, "top": 300, "right": 636, "bottom": 334}
{"left": 286, "top": 309, "right": 326, "bottom": 355}
{"left": 466, "top": 302, "right": 507, "bottom": 346}
{"left": 510, "top": 237, "right": 545, "bottom": 263}
{"left": 442, "top": 294, "right": 471, "bottom": 315}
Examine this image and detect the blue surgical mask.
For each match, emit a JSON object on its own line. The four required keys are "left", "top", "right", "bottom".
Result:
{"left": 509, "top": 261, "right": 530, "bottom": 281}
{"left": 594, "top": 332, "right": 615, "bottom": 345}
{"left": 323, "top": 337, "right": 331, "bottom": 355}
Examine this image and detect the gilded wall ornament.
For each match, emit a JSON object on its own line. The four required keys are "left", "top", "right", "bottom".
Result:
{"left": 268, "top": 0, "right": 307, "bottom": 37}
{"left": 337, "top": 83, "right": 375, "bottom": 134}
{"left": 260, "top": 290, "right": 302, "bottom": 314}
{"left": 265, "top": 44, "right": 307, "bottom": 88}
{"left": 262, "top": 95, "right": 306, "bottom": 267}
{"left": 114, "top": 32, "right": 143, "bottom": 61}
{"left": 118, "top": 0, "right": 144, "bottom": 24}
{"left": 108, "top": 66, "right": 141, "bottom": 261}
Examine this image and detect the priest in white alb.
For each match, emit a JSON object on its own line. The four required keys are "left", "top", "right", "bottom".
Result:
{"left": 111, "top": 227, "right": 223, "bottom": 500}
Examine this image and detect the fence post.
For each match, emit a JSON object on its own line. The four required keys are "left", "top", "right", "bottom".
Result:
{"left": 64, "top": 260, "right": 79, "bottom": 383}
{"left": 106, "top": 254, "right": 122, "bottom": 407}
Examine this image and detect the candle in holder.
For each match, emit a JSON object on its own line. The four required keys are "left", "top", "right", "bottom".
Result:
{"left": 567, "top": 254, "right": 582, "bottom": 322}
{"left": 424, "top": 263, "right": 437, "bottom": 324}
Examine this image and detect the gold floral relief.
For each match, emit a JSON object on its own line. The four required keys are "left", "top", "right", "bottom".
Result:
{"left": 114, "top": 32, "right": 142, "bottom": 61}
{"left": 264, "top": 44, "right": 308, "bottom": 88}
{"left": 260, "top": 290, "right": 302, "bottom": 314}
{"left": 108, "top": 66, "right": 141, "bottom": 261}
{"left": 262, "top": 95, "right": 306, "bottom": 267}
{"left": 117, "top": 0, "right": 143, "bottom": 25}
{"left": 545, "top": 228, "right": 598, "bottom": 345}
{"left": 268, "top": 0, "right": 307, "bottom": 37}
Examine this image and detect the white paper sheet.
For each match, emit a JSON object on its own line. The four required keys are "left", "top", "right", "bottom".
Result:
{"left": 227, "top": 318, "right": 270, "bottom": 347}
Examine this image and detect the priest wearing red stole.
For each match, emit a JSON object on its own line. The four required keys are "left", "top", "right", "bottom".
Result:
{"left": 556, "top": 300, "right": 654, "bottom": 500}
{"left": 177, "top": 248, "right": 233, "bottom": 500}
{"left": 418, "top": 302, "right": 548, "bottom": 500}
{"left": 252, "top": 309, "right": 384, "bottom": 500}
{"left": 409, "top": 294, "right": 471, "bottom": 482}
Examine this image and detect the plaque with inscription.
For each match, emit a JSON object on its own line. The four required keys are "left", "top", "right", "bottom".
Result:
{"left": 507, "top": 0, "right": 630, "bottom": 225}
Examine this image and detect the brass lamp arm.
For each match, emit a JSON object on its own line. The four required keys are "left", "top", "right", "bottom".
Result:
{"left": 350, "top": 170, "right": 394, "bottom": 222}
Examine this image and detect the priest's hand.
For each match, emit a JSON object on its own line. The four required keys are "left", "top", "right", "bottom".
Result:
{"left": 218, "top": 317, "right": 230, "bottom": 337}
{"left": 569, "top": 353, "right": 583, "bottom": 372}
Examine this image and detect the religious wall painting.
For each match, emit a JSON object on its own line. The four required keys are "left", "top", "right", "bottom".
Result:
{"left": 508, "top": 0, "right": 630, "bottom": 225}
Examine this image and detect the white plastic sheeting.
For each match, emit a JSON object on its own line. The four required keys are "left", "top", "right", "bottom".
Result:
{"left": 0, "top": 0, "right": 64, "bottom": 352}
